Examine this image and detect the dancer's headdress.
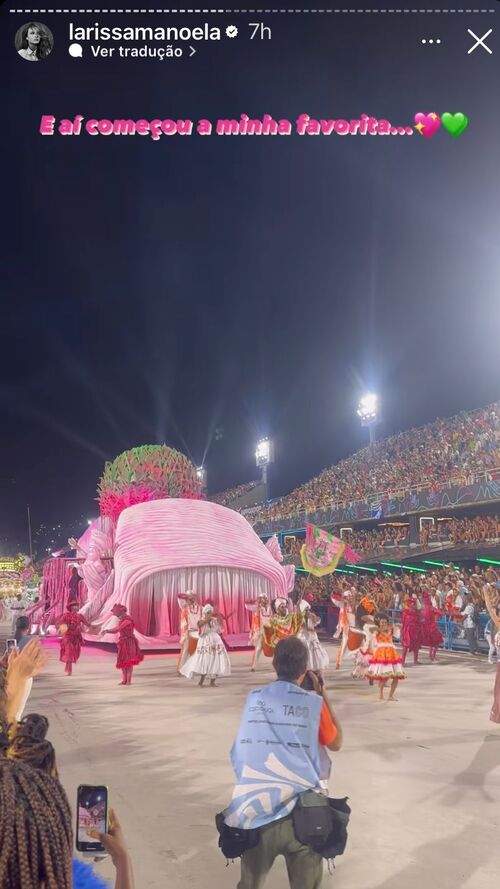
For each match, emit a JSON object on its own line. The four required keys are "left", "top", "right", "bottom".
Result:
{"left": 274, "top": 597, "right": 288, "bottom": 609}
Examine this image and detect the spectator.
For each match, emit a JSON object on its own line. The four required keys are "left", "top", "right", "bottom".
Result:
{"left": 0, "top": 714, "right": 136, "bottom": 889}
{"left": 0, "top": 638, "right": 48, "bottom": 724}
{"left": 245, "top": 403, "right": 500, "bottom": 528}
{"left": 461, "top": 597, "right": 479, "bottom": 655}
{"left": 15, "top": 615, "right": 33, "bottom": 651}
{"left": 222, "top": 636, "right": 342, "bottom": 889}
{"left": 212, "top": 480, "right": 261, "bottom": 507}
{"left": 9, "top": 593, "right": 26, "bottom": 634}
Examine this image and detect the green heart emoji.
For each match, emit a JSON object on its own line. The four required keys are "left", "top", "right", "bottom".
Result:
{"left": 441, "top": 112, "right": 469, "bottom": 138}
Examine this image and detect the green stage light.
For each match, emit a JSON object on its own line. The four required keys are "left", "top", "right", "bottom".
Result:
{"left": 422, "top": 560, "right": 460, "bottom": 570}
{"left": 346, "top": 564, "right": 378, "bottom": 572}
{"left": 380, "top": 561, "right": 428, "bottom": 573}
{"left": 296, "top": 566, "right": 356, "bottom": 576}
{"left": 477, "top": 557, "right": 500, "bottom": 566}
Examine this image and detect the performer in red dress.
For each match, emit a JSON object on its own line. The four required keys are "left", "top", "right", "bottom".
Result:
{"left": 102, "top": 603, "right": 143, "bottom": 685}
{"left": 421, "top": 590, "right": 443, "bottom": 662}
{"left": 59, "top": 599, "right": 91, "bottom": 675}
{"left": 401, "top": 595, "right": 422, "bottom": 665}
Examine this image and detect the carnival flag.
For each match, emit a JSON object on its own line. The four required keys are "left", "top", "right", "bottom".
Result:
{"left": 300, "top": 524, "right": 362, "bottom": 576}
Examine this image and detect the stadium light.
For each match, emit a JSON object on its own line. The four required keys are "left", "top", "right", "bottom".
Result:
{"left": 423, "top": 560, "right": 460, "bottom": 569}
{"left": 255, "top": 437, "right": 274, "bottom": 487}
{"left": 346, "top": 564, "right": 378, "bottom": 573}
{"left": 380, "top": 561, "right": 428, "bottom": 573}
{"left": 357, "top": 393, "right": 379, "bottom": 444}
{"left": 196, "top": 466, "right": 207, "bottom": 489}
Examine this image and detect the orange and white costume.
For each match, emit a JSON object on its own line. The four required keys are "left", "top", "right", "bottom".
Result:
{"left": 366, "top": 630, "right": 406, "bottom": 682}
{"left": 246, "top": 596, "right": 273, "bottom": 670}
{"left": 176, "top": 592, "right": 202, "bottom": 672}
{"left": 332, "top": 591, "right": 356, "bottom": 669}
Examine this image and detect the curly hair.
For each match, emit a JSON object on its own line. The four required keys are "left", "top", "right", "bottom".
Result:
{"left": 0, "top": 713, "right": 73, "bottom": 888}
{"left": 19, "top": 22, "right": 52, "bottom": 59}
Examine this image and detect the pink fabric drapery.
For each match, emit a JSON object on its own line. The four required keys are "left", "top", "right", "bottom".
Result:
{"left": 124, "top": 566, "right": 274, "bottom": 638}
{"left": 42, "top": 558, "right": 88, "bottom": 622}
{"left": 102, "top": 499, "right": 294, "bottom": 633}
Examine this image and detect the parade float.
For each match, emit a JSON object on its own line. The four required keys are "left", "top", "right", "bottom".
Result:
{"left": 45, "top": 445, "right": 295, "bottom": 650}
{"left": 0, "top": 555, "right": 40, "bottom": 622}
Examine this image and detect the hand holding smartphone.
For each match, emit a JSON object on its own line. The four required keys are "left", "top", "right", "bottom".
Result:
{"left": 76, "top": 785, "right": 109, "bottom": 855}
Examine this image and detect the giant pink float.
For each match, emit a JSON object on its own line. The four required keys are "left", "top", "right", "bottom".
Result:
{"left": 57, "top": 446, "right": 295, "bottom": 650}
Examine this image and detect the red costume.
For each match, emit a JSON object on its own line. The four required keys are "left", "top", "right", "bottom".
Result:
{"left": 59, "top": 608, "right": 91, "bottom": 674}
{"left": 421, "top": 592, "right": 443, "bottom": 649}
{"left": 105, "top": 604, "right": 143, "bottom": 684}
{"left": 401, "top": 598, "right": 422, "bottom": 664}
{"left": 114, "top": 617, "right": 143, "bottom": 669}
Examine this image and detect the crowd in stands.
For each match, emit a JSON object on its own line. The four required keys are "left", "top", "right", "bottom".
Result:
{"left": 420, "top": 514, "right": 500, "bottom": 547}
{"left": 340, "top": 524, "right": 409, "bottom": 556}
{"left": 283, "top": 513, "right": 500, "bottom": 564}
{"left": 245, "top": 403, "right": 500, "bottom": 528}
{"left": 211, "top": 479, "right": 261, "bottom": 507}
{"left": 295, "top": 563, "right": 500, "bottom": 617}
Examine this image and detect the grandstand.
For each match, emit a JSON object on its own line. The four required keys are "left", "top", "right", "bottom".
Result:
{"left": 210, "top": 479, "right": 267, "bottom": 511}
{"left": 214, "top": 402, "right": 500, "bottom": 573}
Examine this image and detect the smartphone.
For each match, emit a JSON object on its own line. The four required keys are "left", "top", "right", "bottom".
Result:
{"left": 6, "top": 639, "right": 17, "bottom": 653}
{"left": 76, "top": 785, "right": 108, "bottom": 855}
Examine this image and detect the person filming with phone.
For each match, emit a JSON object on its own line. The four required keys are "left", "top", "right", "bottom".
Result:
{"left": 218, "top": 636, "right": 345, "bottom": 889}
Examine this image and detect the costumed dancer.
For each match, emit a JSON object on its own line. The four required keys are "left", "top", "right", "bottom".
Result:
{"left": 484, "top": 585, "right": 500, "bottom": 723}
{"left": 100, "top": 603, "right": 143, "bottom": 685}
{"left": 366, "top": 613, "right": 406, "bottom": 701}
{"left": 180, "top": 603, "right": 231, "bottom": 687}
{"left": 176, "top": 590, "right": 202, "bottom": 674}
{"left": 262, "top": 597, "right": 303, "bottom": 655}
{"left": 58, "top": 599, "right": 92, "bottom": 675}
{"left": 297, "top": 600, "right": 330, "bottom": 676}
{"left": 421, "top": 590, "right": 443, "bottom": 662}
{"left": 355, "top": 593, "right": 377, "bottom": 629}
{"left": 331, "top": 589, "right": 357, "bottom": 669}
{"left": 246, "top": 594, "right": 273, "bottom": 671}
{"left": 352, "top": 620, "right": 378, "bottom": 680}
{"left": 401, "top": 594, "right": 422, "bottom": 665}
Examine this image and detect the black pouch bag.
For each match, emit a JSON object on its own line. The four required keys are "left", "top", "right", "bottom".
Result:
{"left": 215, "top": 812, "right": 261, "bottom": 860}
{"left": 292, "top": 790, "right": 351, "bottom": 859}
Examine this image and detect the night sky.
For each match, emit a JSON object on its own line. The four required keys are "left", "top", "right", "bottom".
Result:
{"left": 1, "top": 3, "right": 499, "bottom": 552}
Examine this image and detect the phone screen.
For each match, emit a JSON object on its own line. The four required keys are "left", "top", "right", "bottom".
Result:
{"left": 76, "top": 785, "right": 108, "bottom": 854}
{"left": 6, "top": 639, "right": 17, "bottom": 653}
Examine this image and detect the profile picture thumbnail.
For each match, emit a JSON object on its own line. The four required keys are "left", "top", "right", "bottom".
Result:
{"left": 15, "top": 21, "right": 54, "bottom": 62}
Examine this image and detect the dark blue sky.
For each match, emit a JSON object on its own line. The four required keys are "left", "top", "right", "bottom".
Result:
{"left": 1, "top": 3, "right": 499, "bottom": 550}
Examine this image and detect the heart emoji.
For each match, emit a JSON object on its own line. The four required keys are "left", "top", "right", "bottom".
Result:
{"left": 414, "top": 112, "right": 441, "bottom": 138}
{"left": 441, "top": 112, "right": 469, "bottom": 138}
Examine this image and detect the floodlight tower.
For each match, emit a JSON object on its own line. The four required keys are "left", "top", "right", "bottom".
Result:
{"left": 196, "top": 466, "right": 207, "bottom": 491}
{"left": 357, "top": 393, "right": 379, "bottom": 444}
{"left": 255, "top": 437, "right": 274, "bottom": 496}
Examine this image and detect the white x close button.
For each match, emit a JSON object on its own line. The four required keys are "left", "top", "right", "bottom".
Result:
{"left": 467, "top": 28, "right": 493, "bottom": 54}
